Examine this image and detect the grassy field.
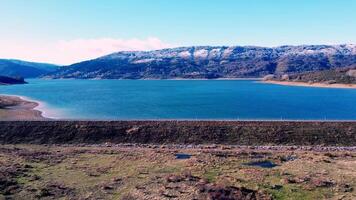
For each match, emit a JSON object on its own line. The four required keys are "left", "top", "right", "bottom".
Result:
{"left": 0, "top": 145, "right": 355, "bottom": 200}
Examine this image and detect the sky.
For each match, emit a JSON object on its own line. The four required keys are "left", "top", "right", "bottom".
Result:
{"left": 0, "top": 0, "right": 356, "bottom": 65}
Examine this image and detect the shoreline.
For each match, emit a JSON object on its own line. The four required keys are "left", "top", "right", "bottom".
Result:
{"left": 45, "top": 77, "right": 263, "bottom": 80}
{"left": 263, "top": 80, "right": 356, "bottom": 89}
{"left": 159, "top": 77, "right": 263, "bottom": 81}
{"left": 0, "top": 95, "right": 48, "bottom": 120}
{"left": 1, "top": 94, "right": 356, "bottom": 121}
{"left": 95, "top": 77, "right": 263, "bottom": 81}
{"left": 15, "top": 95, "right": 59, "bottom": 119}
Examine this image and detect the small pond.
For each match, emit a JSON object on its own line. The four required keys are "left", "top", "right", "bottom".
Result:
{"left": 175, "top": 153, "right": 192, "bottom": 159}
{"left": 244, "top": 160, "right": 278, "bottom": 168}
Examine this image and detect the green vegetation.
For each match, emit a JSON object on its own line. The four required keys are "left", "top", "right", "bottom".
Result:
{"left": 1, "top": 145, "right": 354, "bottom": 199}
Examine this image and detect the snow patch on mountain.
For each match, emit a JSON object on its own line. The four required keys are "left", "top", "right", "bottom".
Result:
{"left": 178, "top": 51, "right": 191, "bottom": 59}
{"left": 208, "top": 48, "right": 222, "bottom": 59}
{"left": 133, "top": 58, "right": 156, "bottom": 64}
{"left": 194, "top": 49, "right": 209, "bottom": 59}
{"left": 222, "top": 47, "right": 235, "bottom": 58}
{"left": 345, "top": 44, "right": 356, "bottom": 54}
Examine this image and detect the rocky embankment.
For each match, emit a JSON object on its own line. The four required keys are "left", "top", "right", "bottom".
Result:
{"left": 0, "top": 121, "right": 355, "bottom": 146}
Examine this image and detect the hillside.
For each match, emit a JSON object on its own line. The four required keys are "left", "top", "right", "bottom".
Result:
{"left": 45, "top": 44, "right": 356, "bottom": 79}
{"left": 267, "top": 66, "right": 356, "bottom": 84}
{"left": 0, "top": 76, "right": 27, "bottom": 85}
{"left": 0, "top": 59, "right": 59, "bottom": 78}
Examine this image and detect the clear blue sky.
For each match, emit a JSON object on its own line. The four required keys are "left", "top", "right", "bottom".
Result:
{"left": 1, "top": 0, "right": 356, "bottom": 64}
{"left": 2, "top": 0, "right": 356, "bottom": 46}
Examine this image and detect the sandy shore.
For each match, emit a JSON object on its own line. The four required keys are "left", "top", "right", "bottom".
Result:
{"left": 263, "top": 80, "right": 356, "bottom": 89}
{"left": 0, "top": 95, "right": 47, "bottom": 120}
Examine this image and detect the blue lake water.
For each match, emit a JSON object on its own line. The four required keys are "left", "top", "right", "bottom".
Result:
{"left": 1, "top": 79, "right": 356, "bottom": 120}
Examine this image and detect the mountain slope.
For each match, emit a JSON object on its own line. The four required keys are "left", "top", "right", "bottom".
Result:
{"left": 0, "top": 76, "right": 27, "bottom": 85}
{"left": 268, "top": 66, "right": 356, "bottom": 84}
{"left": 0, "top": 59, "right": 59, "bottom": 78}
{"left": 46, "top": 44, "right": 356, "bottom": 79}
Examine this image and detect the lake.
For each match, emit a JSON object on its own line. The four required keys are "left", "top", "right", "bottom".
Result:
{"left": 1, "top": 79, "right": 356, "bottom": 120}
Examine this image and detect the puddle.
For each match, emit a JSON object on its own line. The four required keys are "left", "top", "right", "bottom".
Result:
{"left": 244, "top": 160, "right": 278, "bottom": 168}
{"left": 175, "top": 153, "right": 192, "bottom": 159}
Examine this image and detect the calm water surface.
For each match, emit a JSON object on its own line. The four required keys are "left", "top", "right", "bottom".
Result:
{"left": 0, "top": 79, "right": 356, "bottom": 120}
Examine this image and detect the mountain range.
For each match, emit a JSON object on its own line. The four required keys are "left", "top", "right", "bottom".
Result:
{"left": 45, "top": 44, "right": 356, "bottom": 79}
{"left": 1, "top": 44, "right": 356, "bottom": 79}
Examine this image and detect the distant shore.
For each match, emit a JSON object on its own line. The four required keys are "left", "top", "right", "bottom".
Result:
{"left": 263, "top": 80, "right": 356, "bottom": 89}
{"left": 0, "top": 95, "right": 47, "bottom": 120}
{"left": 120, "top": 78, "right": 263, "bottom": 81}
{"left": 165, "top": 78, "right": 262, "bottom": 80}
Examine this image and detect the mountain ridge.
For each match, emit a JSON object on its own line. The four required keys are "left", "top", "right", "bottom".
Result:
{"left": 0, "top": 59, "right": 59, "bottom": 78}
{"left": 45, "top": 44, "right": 356, "bottom": 79}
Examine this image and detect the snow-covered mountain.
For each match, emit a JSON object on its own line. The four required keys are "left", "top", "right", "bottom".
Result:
{"left": 46, "top": 44, "right": 356, "bottom": 79}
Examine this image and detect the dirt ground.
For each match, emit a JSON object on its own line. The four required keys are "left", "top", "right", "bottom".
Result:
{"left": 0, "top": 144, "right": 355, "bottom": 200}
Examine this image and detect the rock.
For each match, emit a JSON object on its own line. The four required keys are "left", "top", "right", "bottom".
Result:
{"left": 346, "top": 69, "right": 356, "bottom": 78}
{"left": 36, "top": 188, "right": 52, "bottom": 197}
{"left": 263, "top": 74, "right": 275, "bottom": 81}
{"left": 325, "top": 80, "right": 337, "bottom": 84}
{"left": 112, "top": 177, "right": 122, "bottom": 182}
{"left": 101, "top": 185, "right": 114, "bottom": 190}
{"left": 282, "top": 177, "right": 297, "bottom": 184}
{"left": 198, "top": 183, "right": 271, "bottom": 200}
{"left": 161, "top": 191, "right": 179, "bottom": 198}
{"left": 278, "top": 155, "right": 298, "bottom": 162}
{"left": 121, "top": 194, "right": 136, "bottom": 200}
{"left": 311, "top": 179, "right": 335, "bottom": 188}
{"left": 271, "top": 184, "right": 283, "bottom": 190}
{"left": 23, "top": 164, "right": 33, "bottom": 169}
{"left": 166, "top": 175, "right": 183, "bottom": 183}
{"left": 338, "top": 184, "right": 353, "bottom": 192}
{"left": 281, "top": 74, "right": 290, "bottom": 81}
{"left": 29, "top": 174, "right": 41, "bottom": 181}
